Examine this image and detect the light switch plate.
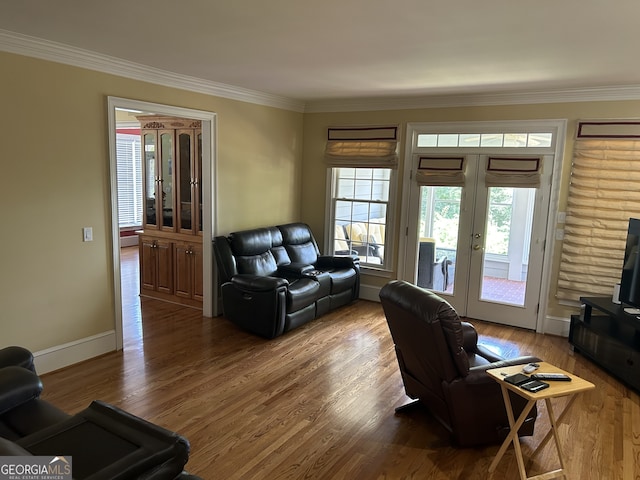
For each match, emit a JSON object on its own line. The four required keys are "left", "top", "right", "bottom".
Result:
{"left": 83, "top": 227, "right": 93, "bottom": 242}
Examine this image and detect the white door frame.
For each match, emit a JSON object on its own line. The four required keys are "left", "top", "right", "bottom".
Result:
{"left": 399, "top": 120, "right": 566, "bottom": 333}
{"left": 107, "top": 96, "right": 218, "bottom": 350}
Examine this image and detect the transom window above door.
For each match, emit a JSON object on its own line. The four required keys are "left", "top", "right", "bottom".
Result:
{"left": 417, "top": 132, "right": 553, "bottom": 148}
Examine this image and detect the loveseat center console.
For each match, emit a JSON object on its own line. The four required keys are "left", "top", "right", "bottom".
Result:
{"left": 569, "top": 296, "right": 640, "bottom": 393}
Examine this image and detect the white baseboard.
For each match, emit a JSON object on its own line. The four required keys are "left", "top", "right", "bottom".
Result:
{"left": 120, "top": 235, "right": 139, "bottom": 247}
{"left": 33, "top": 331, "right": 118, "bottom": 374}
{"left": 542, "top": 315, "right": 571, "bottom": 337}
{"left": 359, "top": 283, "right": 381, "bottom": 302}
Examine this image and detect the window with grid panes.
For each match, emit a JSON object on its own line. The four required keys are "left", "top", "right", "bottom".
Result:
{"left": 331, "top": 167, "right": 391, "bottom": 268}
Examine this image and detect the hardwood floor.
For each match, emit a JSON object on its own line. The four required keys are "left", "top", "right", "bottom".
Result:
{"left": 39, "top": 247, "right": 640, "bottom": 479}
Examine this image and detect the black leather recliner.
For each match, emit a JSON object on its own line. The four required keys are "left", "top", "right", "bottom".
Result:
{"left": 214, "top": 222, "right": 360, "bottom": 339}
{"left": 0, "top": 346, "right": 200, "bottom": 479}
{"left": 379, "top": 280, "right": 540, "bottom": 447}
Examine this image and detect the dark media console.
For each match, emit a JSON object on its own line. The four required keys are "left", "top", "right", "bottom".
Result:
{"left": 569, "top": 296, "right": 640, "bottom": 393}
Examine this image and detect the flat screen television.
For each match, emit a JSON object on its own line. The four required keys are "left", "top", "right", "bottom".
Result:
{"left": 619, "top": 217, "right": 640, "bottom": 314}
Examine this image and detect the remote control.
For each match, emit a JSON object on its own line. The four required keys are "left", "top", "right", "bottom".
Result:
{"left": 522, "top": 363, "right": 539, "bottom": 374}
{"left": 531, "top": 373, "right": 571, "bottom": 381}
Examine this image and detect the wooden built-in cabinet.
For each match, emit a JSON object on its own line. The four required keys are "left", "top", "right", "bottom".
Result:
{"left": 136, "top": 116, "right": 203, "bottom": 308}
{"left": 140, "top": 236, "right": 173, "bottom": 294}
{"left": 174, "top": 241, "right": 203, "bottom": 304}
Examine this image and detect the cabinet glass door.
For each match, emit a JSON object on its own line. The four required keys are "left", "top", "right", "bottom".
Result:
{"left": 197, "top": 132, "right": 203, "bottom": 232}
{"left": 160, "top": 131, "right": 174, "bottom": 229}
{"left": 178, "top": 131, "right": 193, "bottom": 232}
{"left": 143, "top": 132, "right": 157, "bottom": 227}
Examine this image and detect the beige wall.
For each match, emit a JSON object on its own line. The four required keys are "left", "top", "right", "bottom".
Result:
{"left": 301, "top": 101, "right": 640, "bottom": 320}
{"left": 4, "top": 46, "right": 640, "bottom": 357}
{"left": 0, "top": 51, "right": 303, "bottom": 353}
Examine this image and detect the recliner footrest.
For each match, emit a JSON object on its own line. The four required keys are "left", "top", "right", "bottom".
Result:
{"left": 17, "top": 400, "right": 190, "bottom": 480}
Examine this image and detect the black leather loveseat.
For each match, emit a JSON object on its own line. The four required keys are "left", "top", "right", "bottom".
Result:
{"left": 0, "top": 346, "right": 200, "bottom": 479}
{"left": 213, "top": 222, "right": 360, "bottom": 339}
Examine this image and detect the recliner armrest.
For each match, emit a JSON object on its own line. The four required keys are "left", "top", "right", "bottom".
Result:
{"left": 473, "top": 344, "right": 508, "bottom": 363}
{"left": 316, "top": 255, "right": 359, "bottom": 269}
{"left": 0, "top": 346, "right": 35, "bottom": 372}
{"left": 460, "top": 322, "right": 478, "bottom": 351}
{"left": 231, "top": 274, "right": 288, "bottom": 292}
{"left": 0, "top": 366, "right": 43, "bottom": 415}
{"left": 0, "top": 437, "right": 31, "bottom": 456}
{"left": 468, "top": 355, "right": 542, "bottom": 376}
{"left": 277, "top": 263, "right": 315, "bottom": 278}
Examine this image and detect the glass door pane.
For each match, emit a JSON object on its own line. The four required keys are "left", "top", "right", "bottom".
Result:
{"left": 143, "top": 132, "right": 157, "bottom": 227}
{"left": 416, "top": 186, "right": 461, "bottom": 293}
{"left": 478, "top": 187, "right": 534, "bottom": 306}
{"left": 197, "top": 132, "right": 203, "bottom": 232}
{"left": 178, "top": 131, "right": 193, "bottom": 231}
{"left": 160, "top": 132, "right": 173, "bottom": 228}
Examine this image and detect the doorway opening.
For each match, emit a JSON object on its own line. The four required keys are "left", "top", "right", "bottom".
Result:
{"left": 107, "top": 97, "right": 217, "bottom": 350}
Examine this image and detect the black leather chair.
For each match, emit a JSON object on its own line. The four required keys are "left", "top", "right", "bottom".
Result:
{"left": 379, "top": 280, "right": 540, "bottom": 447}
{"left": 0, "top": 346, "right": 200, "bottom": 479}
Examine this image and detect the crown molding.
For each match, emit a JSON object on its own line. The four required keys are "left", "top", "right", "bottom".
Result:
{"left": 304, "top": 85, "right": 640, "bottom": 113}
{"left": 4, "top": 29, "right": 640, "bottom": 115}
{"left": 0, "top": 29, "right": 306, "bottom": 113}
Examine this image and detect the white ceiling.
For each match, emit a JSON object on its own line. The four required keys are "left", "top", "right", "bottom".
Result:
{"left": 2, "top": 0, "right": 640, "bottom": 107}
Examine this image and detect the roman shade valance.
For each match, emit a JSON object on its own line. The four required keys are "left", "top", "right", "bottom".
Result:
{"left": 557, "top": 120, "right": 640, "bottom": 301}
{"left": 415, "top": 157, "right": 466, "bottom": 186}
{"left": 577, "top": 121, "right": 640, "bottom": 138}
{"left": 484, "top": 157, "right": 542, "bottom": 188}
{"left": 325, "top": 126, "right": 399, "bottom": 167}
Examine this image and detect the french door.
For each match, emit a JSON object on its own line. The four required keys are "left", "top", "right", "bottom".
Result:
{"left": 405, "top": 154, "right": 553, "bottom": 329}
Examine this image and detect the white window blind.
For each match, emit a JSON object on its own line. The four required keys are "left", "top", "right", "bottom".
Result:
{"left": 485, "top": 157, "right": 542, "bottom": 188}
{"left": 325, "top": 126, "right": 399, "bottom": 167}
{"left": 415, "top": 157, "right": 466, "bottom": 186}
{"left": 116, "top": 133, "right": 142, "bottom": 228}
{"left": 557, "top": 121, "right": 640, "bottom": 301}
